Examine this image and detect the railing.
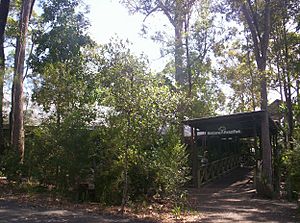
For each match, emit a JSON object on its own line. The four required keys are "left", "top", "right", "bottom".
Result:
{"left": 197, "top": 155, "right": 240, "bottom": 187}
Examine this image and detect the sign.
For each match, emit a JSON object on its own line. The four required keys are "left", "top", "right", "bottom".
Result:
{"left": 207, "top": 126, "right": 241, "bottom": 136}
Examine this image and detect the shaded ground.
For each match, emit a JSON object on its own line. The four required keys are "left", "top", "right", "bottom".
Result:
{"left": 187, "top": 167, "right": 299, "bottom": 223}
{"left": 0, "top": 168, "right": 299, "bottom": 222}
{"left": 0, "top": 199, "right": 156, "bottom": 223}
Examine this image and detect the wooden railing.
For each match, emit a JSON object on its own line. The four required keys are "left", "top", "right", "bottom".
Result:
{"left": 197, "top": 155, "right": 240, "bottom": 187}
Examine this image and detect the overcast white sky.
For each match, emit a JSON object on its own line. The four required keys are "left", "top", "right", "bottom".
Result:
{"left": 85, "top": 0, "right": 169, "bottom": 72}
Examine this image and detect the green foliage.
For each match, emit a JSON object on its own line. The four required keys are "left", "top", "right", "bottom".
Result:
{"left": 30, "top": 0, "right": 95, "bottom": 123}
{"left": 282, "top": 140, "right": 300, "bottom": 193}
{"left": 2, "top": 0, "right": 191, "bottom": 205}
{"left": 10, "top": 35, "right": 191, "bottom": 205}
{"left": 126, "top": 131, "right": 190, "bottom": 202}
{"left": 122, "top": 0, "right": 225, "bottom": 117}
{"left": 96, "top": 40, "right": 190, "bottom": 203}
{"left": 0, "top": 148, "right": 23, "bottom": 180}
{"left": 94, "top": 162, "right": 123, "bottom": 204}
{"left": 217, "top": 33, "right": 261, "bottom": 113}
{"left": 24, "top": 119, "right": 93, "bottom": 190}
{"left": 154, "top": 137, "right": 190, "bottom": 196}
{"left": 89, "top": 127, "right": 124, "bottom": 204}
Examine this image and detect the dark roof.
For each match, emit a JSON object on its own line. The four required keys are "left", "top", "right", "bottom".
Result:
{"left": 183, "top": 110, "right": 278, "bottom": 137}
{"left": 268, "top": 99, "right": 283, "bottom": 120}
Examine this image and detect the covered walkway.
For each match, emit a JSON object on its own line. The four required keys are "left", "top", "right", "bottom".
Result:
{"left": 183, "top": 111, "right": 279, "bottom": 188}
{"left": 187, "top": 167, "right": 299, "bottom": 223}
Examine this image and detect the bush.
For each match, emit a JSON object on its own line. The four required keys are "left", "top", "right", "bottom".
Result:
{"left": 94, "top": 164, "right": 123, "bottom": 204}
{"left": 23, "top": 116, "right": 96, "bottom": 191}
{"left": 126, "top": 130, "right": 190, "bottom": 201}
{"left": 152, "top": 134, "right": 190, "bottom": 198}
{"left": 283, "top": 142, "right": 300, "bottom": 194}
{"left": 0, "top": 148, "right": 23, "bottom": 181}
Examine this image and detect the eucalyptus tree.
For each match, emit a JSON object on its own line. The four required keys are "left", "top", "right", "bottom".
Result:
{"left": 218, "top": 32, "right": 261, "bottom": 113}
{"left": 11, "top": 0, "right": 35, "bottom": 162}
{"left": 122, "top": 0, "right": 226, "bottom": 119}
{"left": 185, "top": 0, "right": 226, "bottom": 116}
{"left": 269, "top": 0, "right": 300, "bottom": 149}
{"left": 0, "top": 0, "right": 10, "bottom": 154}
{"left": 121, "top": 0, "right": 198, "bottom": 87}
{"left": 267, "top": 0, "right": 300, "bottom": 198}
{"left": 219, "top": 0, "right": 275, "bottom": 196}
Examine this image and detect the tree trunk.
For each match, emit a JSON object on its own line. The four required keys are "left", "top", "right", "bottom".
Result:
{"left": 11, "top": 0, "right": 35, "bottom": 163}
{"left": 259, "top": 62, "right": 273, "bottom": 190}
{"left": 174, "top": 0, "right": 185, "bottom": 86}
{"left": 282, "top": 13, "right": 294, "bottom": 149}
{"left": 241, "top": 0, "right": 273, "bottom": 196}
{"left": 297, "top": 80, "right": 300, "bottom": 122}
{"left": 0, "top": 0, "right": 10, "bottom": 154}
{"left": 185, "top": 15, "right": 192, "bottom": 97}
{"left": 245, "top": 31, "right": 256, "bottom": 111}
{"left": 120, "top": 143, "right": 128, "bottom": 214}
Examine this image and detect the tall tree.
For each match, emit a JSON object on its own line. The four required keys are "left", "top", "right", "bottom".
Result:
{"left": 30, "top": 0, "right": 93, "bottom": 125}
{"left": 121, "top": 0, "right": 197, "bottom": 86}
{"left": 221, "top": 0, "right": 274, "bottom": 195}
{"left": 186, "top": 0, "right": 225, "bottom": 115}
{"left": 218, "top": 31, "right": 260, "bottom": 113}
{"left": 241, "top": 0, "right": 273, "bottom": 195}
{"left": 270, "top": 0, "right": 300, "bottom": 149}
{"left": 11, "top": 0, "right": 35, "bottom": 162}
{"left": 122, "top": 0, "right": 225, "bottom": 186}
{"left": 268, "top": 0, "right": 300, "bottom": 198}
{"left": 0, "top": 0, "right": 10, "bottom": 154}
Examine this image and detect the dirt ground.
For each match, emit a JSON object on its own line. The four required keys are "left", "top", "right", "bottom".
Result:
{"left": 0, "top": 168, "right": 299, "bottom": 222}
{"left": 187, "top": 168, "right": 299, "bottom": 223}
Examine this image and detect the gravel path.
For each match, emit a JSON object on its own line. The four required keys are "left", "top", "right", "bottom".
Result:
{"left": 187, "top": 167, "right": 299, "bottom": 223}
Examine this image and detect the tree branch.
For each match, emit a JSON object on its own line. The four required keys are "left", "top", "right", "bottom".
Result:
{"left": 143, "top": 6, "right": 160, "bottom": 22}
{"left": 240, "top": 2, "right": 261, "bottom": 63}
{"left": 157, "top": 0, "right": 174, "bottom": 25}
{"left": 261, "top": 0, "right": 271, "bottom": 61}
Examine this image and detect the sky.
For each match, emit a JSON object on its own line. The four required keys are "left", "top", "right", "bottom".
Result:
{"left": 85, "top": 0, "right": 169, "bottom": 72}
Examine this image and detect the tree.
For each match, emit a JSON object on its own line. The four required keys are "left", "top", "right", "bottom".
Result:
{"left": 269, "top": 0, "right": 300, "bottom": 148}
{"left": 186, "top": 1, "right": 226, "bottom": 116}
{"left": 0, "top": 0, "right": 10, "bottom": 154}
{"left": 268, "top": 0, "right": 300, "bottom": 198}
{"left": 121, "top": 0, "right": 198, "bottom": 86}
{"left": 122, "top": 1, "right": 227, "bottom": 187}
{"left": 11, "top": 0, "right": 35, "bottom": 163}
{"left": 30, "top": 0, "right": 93, "bottom": 125}
{"left": 218, "top": 31, "right": 260, "bottom": 113}
{"left": 98, "top": 40, "right": 187, "bottom": 212}
{"left": 219, "top": 0, "right": 274, "bottom": 195}
{"left": 232, "top": 0, "right": 273, "bottom": 196}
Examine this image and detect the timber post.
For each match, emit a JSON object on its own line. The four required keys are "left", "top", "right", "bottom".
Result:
{"left": 191, "top": 126, "right": 198, "bottom": 187}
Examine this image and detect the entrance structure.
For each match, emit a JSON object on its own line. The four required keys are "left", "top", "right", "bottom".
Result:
{"left": 183, "top": 110, "right": 278, "bottom": 188}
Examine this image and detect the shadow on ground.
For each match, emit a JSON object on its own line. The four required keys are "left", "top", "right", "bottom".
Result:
{"left": 0, "top": 168, "right": 299, "bottom": 222}
{"left": 187, "top": 167, "right": 299, "bottom": 223}
{"left": 0, "top": 199, "right": 156, "bottom": 223}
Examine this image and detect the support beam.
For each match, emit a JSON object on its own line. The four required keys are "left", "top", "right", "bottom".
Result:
{"left": 191, "top": 127, "right": 198, "bottom": 187}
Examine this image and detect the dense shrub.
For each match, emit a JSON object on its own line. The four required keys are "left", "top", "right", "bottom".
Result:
{"left": 24, "top": 125, "right": 92, "bottom": 190}
{"left": 2, "top": 121, "right": 187, "bottom": 204}
{"left": 283, "top": 141, "right": 300, "bottom": 195}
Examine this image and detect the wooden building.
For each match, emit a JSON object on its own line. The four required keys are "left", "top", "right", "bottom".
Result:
{"left": 183, "top": 110, "right": 278, "bottom": 187}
